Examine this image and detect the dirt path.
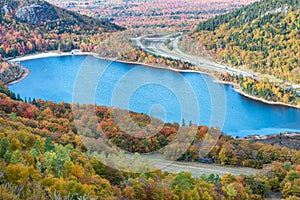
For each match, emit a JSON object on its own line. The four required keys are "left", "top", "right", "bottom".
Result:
{"left": 143, "top": 154, "right": 261, "bottom": 177}
{"left": 156, "top": 161, "right": 260, "bottom": 177}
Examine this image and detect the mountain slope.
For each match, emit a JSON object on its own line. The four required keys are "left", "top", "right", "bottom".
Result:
{"left": 0, "top": 0, "right": 123, "bottom": 32}
{"left": 0, "top": 0, "right": 124, "bottom": 58}
{"left": 184, "top": 0, "right": 300, "bottom": 83}
{"left": 196, "top": 0, "right": 299, "bottom": 31}
{"left": 0, "top": 0, "right": 124, "bottom": 84}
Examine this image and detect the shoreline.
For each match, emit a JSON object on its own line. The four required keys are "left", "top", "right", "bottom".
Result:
{"left": 7, "top": 51, "right": 300, "bottom": 109}
{"left": 6, "top": 66, "right": 31, "bottom": 86}
{"left": 238, "top": 132, "right": 300, "bottom": 150}
{"left": 7, "top": 51, "right": 98, "bottom": 85}
{"left": 212, "top": 79, "right": 300, "bottom": 109}
{"left": 9, "top": 51, "right": 98, "bottom": 62}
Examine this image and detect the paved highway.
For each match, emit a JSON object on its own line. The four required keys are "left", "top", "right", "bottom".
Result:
{"left": 134, "top": 33, "right": 255, "bottom": 77}
{"left": 133, "top": 32, "right": 300, "bottom": 93}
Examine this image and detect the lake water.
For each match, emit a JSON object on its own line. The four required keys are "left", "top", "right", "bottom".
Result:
{"left": 9, "top": 55, "right": 300, "bottom": 137}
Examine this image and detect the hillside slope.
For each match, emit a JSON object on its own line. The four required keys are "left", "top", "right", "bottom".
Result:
{"left": 0, "top": 84, "right": 299, "bottom": 199}
{"left": 46, "top": 0, "right": 257, "bottom": 29}
{"left": 0, "top": 0, "right": 123, "bottom": 32}
{"left": 0, "top": 0, "right": 124, "bottom": 58}
{"left": 183, "top": 0, "right": 300, "bottom": 83}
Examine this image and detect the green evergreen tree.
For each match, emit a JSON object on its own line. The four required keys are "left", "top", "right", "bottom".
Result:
{"left": 43, "top": 137, "right": 55, "bottom": 152}
{"left": 0, "top": 138, "right": 9, "bottom": 157}
{"left": 3, "top": 150, "right": 12, "bottom": 162}
{"left": 10, "top": 150, "right": 22, "bottom": 164}
{"left": 182, "top": 118, "right": 185, "bottom": 127}
{"left": 30, "top": 140, "right": 41, "bottom": 159}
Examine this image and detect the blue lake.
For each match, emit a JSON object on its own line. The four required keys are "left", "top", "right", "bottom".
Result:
{"left": 9, "top": 55, "right": 300, "bottom": 137}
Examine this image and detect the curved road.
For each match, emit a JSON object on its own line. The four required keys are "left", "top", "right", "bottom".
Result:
{"left": 133, "top": 32, "right": 300, "bottom": 93}
{"left": 133, "top": 33, "right": 255, "bottom": 77}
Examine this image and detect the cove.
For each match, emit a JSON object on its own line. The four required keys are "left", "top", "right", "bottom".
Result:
{"left": 9, "top": 55, "right": 300, "bottom": 137}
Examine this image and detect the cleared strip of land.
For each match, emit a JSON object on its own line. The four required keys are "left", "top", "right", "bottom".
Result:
{"left": 141, "top": 154, "right": 261, "bottom": 177}
{"left": 154, "top": 160, "right": 261, "bottom": 177}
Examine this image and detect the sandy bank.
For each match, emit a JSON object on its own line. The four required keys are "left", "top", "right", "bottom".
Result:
{"left": 6, "top": 52, "right": 98, "bottom": 85}
{"left": 10, "top": 52, "right": 97, "bottom": 62}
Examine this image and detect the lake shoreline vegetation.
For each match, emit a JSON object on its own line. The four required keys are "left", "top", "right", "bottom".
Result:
{"left": 0, "top": 59, "right": 25, "bottom": 85}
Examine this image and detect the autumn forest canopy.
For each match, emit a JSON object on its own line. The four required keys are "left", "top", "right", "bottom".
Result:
{"left": 0, "top": 0, "right": 300, "bottom": 199}
{"left": 188, "top": 0, "right": 300, "bottom": 83}
{"left": 0, "top": 82, "right": 300, "bottom": 199}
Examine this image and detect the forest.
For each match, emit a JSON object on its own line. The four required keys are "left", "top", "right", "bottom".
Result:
{"left": 0, "top": 0, "right": 122, "bottom": 59}
{"left": 219, "top": 73, "right": 300, "bottom": 106}
{"left": 120, "top": 49, "right": 196, "bottom": 71}
{"left": 182, "top": 0, "right": 300, "bottom": 83}
{"left": 0, "top": 58, "right": 24, "bottom": 84}
{"left": 0, "top": 0, "right": 128, "bottom": 86}
{"left": 1, "top": 0, "right": 300, "bottom": 199}
{"left": 47, "top": 0, "right": 256, "bottom": 29}
{"left": 0, "top": 82, "right": 300, "bottom": 199}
